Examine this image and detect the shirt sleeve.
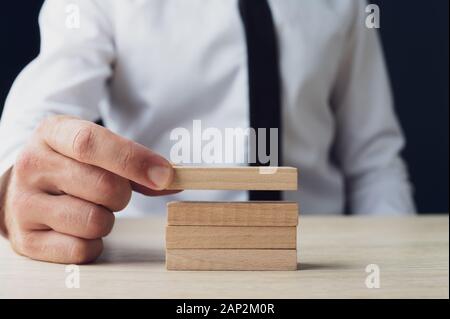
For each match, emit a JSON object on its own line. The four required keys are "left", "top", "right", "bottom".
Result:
{"left": 330, "top": 0, "right": 416, "bottom": 215}
{"left": 0, "top": 0, "right": 114, "bottom": 177}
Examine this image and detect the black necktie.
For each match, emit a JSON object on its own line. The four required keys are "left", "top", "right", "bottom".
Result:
{"left": 238, "top": 0, "right": 282, "bottom": 201}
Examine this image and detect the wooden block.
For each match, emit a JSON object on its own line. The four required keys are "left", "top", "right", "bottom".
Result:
{"left": 166, "top": 249, "right": 297, "bottom": 271}
{"left": 166, "top": 166, "right": 298, "bottom": 190}
{"left": 166, "top": 226, "right": 297, "bottom": 249}
{"left": 167, "top": 201, "right": 299, "bottom": 226}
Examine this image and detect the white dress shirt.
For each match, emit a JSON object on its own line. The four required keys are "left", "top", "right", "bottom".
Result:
{"left": 0, "top": 0, "right": 416, "bottom": 215}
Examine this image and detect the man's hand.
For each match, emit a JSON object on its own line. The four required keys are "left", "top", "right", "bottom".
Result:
{"left": 1, "top": 115, "right": 175, "bottom": 264}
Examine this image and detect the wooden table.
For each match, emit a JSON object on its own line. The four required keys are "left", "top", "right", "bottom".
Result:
{"left": 1, "top": 215, "right": 448, "bottom": 299}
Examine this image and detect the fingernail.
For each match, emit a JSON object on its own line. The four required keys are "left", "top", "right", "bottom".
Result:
{"left": 148, "top": 165, "right": 172, "bottom": 189}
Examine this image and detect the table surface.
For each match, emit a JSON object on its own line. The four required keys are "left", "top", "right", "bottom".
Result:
{"left": 1, "top": 215, "right": 448, "bottom": 299}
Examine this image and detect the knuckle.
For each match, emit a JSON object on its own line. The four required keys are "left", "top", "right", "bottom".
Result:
{"left": 85, "top": 205, "right": 115, "bottom": 239}
{"left": 12, "top": 191, "right": 35, "bottom": 223}
{"left": 56, "top": 201, "right": 84, "bottom": 230}
{"left": 111, "top": 188, "right": 132, "bottom": 212}
{"left": 69, "top": 239, "right": 103, "bottom": 264}
{"left": 69, "top": 240, "right": 91, "bottom": 264}
{"left": 14, "top": 149, "right": 41, "bottom": 178}
{"left": 11, "top": 231, "right": 35, "bottom": 257}
{"left": 72, "top": 125, "right": 96, "bottom": 162}
{"left": 112, "top": 181, "right": 132, "bottom": 211}
{"left": 94, "top": 170, "right": 117, "bottom": 195}
{"left": 117, "top": 141, "right": 135, "bottom": 172}
{"left": 96, "top": 172, "right": 132, "bottom": 211}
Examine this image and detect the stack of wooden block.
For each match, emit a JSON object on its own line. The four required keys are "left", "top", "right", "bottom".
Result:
{"left": 165, "top": 166, "right": 299, "bottom": 271}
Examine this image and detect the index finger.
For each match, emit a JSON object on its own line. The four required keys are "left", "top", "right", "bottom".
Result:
{"left": 39, "top": 116, "right": 173, "bottom": 190}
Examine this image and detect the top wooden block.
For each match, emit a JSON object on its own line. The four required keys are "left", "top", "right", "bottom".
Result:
{"left": 166, "top": 166, "right": 298, "bottom": 190}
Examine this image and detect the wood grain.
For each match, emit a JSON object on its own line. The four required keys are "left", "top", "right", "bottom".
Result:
{"left": 167, "top": 201, "right": 299, "bottom": 226}
{"left": 166, "top": 166, "right": 298, "bottom": 190}
{"left": 166, "top": 226, "right": 297, "bottom": 249}
{"left": 166, "top": 249, "right": 297, "bottom": 271}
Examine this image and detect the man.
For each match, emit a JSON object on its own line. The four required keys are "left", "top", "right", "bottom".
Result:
{"left": 0, "top": 0, "right": 415, "bottom": 264}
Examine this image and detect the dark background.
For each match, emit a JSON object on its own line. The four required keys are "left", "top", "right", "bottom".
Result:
{"left": 0, "top": 1, "right": 448, "bottom": 213}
